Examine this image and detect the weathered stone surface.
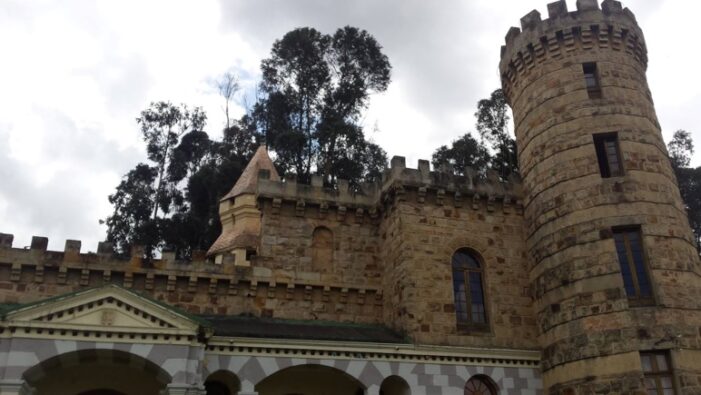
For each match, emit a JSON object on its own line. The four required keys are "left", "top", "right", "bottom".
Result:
{"left": 501, "top": 0, "right": 701, "bottom": 392}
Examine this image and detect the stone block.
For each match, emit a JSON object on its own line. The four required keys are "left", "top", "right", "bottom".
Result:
{"left": 547, "top": 0, "right": 568, "bottom": 18}
{"left": 97, "top": 241, "right": 113, "bottom": 255}
{"left": 520, "top": 10, "right": 541, "bottom": 30}
{"left": 575, "top": 0, "right": 598, "bottom": 11}
{"left": 30, "top": 236, "right": 48, "bottom": 251}
{"left": 0, "top": 233, "right": 13, "bottom": 248}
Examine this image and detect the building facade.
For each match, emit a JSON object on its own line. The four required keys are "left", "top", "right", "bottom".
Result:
{"left": 0, "top": 1, "right": 699, "bottom": 394}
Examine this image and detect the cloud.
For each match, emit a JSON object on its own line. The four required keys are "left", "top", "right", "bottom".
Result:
{"left": 0, "top": 107, "right": 142, "bottom": 250}
{"left": 0, "top": 0, "right": 700, "bottom": 250}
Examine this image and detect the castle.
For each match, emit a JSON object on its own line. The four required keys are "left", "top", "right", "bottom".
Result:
{"left": 1, "top": 1, "right": 700, "bottom": 394}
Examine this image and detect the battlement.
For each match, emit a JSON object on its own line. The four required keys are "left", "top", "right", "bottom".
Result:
{"left": 0, "top": 233, "right": 383, "bottom": 320}
{"left": 256, "top": 170, "right": 378, "bottom": 211}
{"left": 499, "top": 0, "right": 647, "bottom": 103}
{"left": 251, "top": 156, "right": 523, "bottom": 213}
{"left": 0, "top": 233, "right": 210, "bottom": 265}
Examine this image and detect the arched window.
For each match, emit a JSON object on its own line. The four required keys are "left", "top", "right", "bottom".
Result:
{"left": 452, "top": 248, "right": 488, "bottom": 329}
{"left": 464, "top": 375, "right": 497, "bottom": 395}
{"left": 312, "top": 227, "right": 333, "bottom": 271}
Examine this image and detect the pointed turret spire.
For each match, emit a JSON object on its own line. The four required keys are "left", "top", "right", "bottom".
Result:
{"left": 207, "top": 145, "right": 278, "bottom": 262}
{"left": 221, "top": 145, "right": 280, "bottom": 200}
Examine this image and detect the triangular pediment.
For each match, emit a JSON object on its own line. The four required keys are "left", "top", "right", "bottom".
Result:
{"left": 3, "top": 284, "right": 203, "bottom": 333}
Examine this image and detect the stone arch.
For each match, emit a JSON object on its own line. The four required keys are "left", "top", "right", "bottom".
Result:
{"left": 255, "top": 364, "right": 365, "bottom": 395}
{"left": 445, "top": 235, "right": 490, "bottom": 264}
{"left": 311, "top": 226, "right": 334, "bottom": 271}
{"left": 380, "top": 375, "right": 411, "bottom": 395}
{"left": 464, "top": 374, "right": 499, "bottom": 395}
{"left": 22, "top": 349, "right": 172, "bottom": 395}
{"left": 205, "top": 370, "right": 241, "bottom": 395}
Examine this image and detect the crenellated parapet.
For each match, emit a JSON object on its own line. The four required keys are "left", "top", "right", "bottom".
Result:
{"left": 250, "top": 156, "right": 524, "bottom": 217}
{"left": 256, "top": 170, "right": 379, "bottom": 221}
{"left": 380, "top": 156, "right": 523, "bottom": 214}
{"left": 0, "top": 234, "right": 383, "bottom": 321}
{"left": 499, "top": 0, "right": 646, "bottom": 104}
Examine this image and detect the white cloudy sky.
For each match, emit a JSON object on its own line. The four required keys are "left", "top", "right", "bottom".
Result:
{"left": 0, "top": 0, "right": 698, "bottom": 251}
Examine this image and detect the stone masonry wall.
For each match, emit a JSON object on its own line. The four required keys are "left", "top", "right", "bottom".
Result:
{"left": 382, "top": 188, "right": 537, "bottom": 349}
{"left": 500, "top": 0, "right": 701, "bottom": 392}
{"left": 0, "top": 236, "right": 383, "bottom": 324}
{"left": 378, "top": 157, "right": 537, "bottom": 350}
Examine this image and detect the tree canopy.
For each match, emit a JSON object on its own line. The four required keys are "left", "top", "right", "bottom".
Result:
{"left": 667, "top": 130, "right": 701, "bottom": 250}
{"left": 250, "top": 26, "right": 391, "bottom": 186}
{"left": 432, "top": 89, "right": 517, "bottom": 178}
{"left": 104, "top": 26, "right": 391, "bottom": 258}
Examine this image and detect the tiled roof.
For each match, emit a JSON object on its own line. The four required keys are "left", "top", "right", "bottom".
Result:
{"left": 221, "top": 145, "right": 280, "bottom": 200}
{"left": 201, "top": 314, "right": 408, "bottom": 344}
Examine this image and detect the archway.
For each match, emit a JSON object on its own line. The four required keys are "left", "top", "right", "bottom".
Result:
{"left": 205, "top": 370, "right": 241, "bottom": 395}
{"left": 464, "top": 374, "right": 498, "bottom": 395}
{"left": 23, "top": 349, "right": 171, "bottom": 395}
{"left": 255, "top": 364, "right": 365, "bottom": 395}
{"left": 380, "top": 375, "right": 411, "bottom": 395}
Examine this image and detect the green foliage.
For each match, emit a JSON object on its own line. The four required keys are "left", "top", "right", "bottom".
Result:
{"left": 475, "top": 89, "right": 518, "bottom": 178}
{"left": 105, "top": 163, "right": 158, "bottom": 256}
{"left": 105, "top": 25, "right": 391, "bottom": 258}
{"left": 252, "top": 26, "right": 391, "bottom": 185}
{"left": 667, "top": 130, "right": 701, "bottom": 249}
{"left": 432, "top": 89, "right": 517, "bottom": 178}
{"left": 431, "top": 133, "right": 491, "bottom": 175}
{"left": 668, "top": 129, "right": 694, "bottom": 169}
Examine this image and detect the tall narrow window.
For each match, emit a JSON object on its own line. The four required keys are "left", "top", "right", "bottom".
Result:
{"left": 613, "top": 227, "right": 654, "bottom": 305}
{"left": 452, "top": 249, "right": 488, "bottom": 329}
{"left": 641, "top": 351, "right": 676, "bottom": 395}
{"left": 583, "top": 62, "right": 601, "bottom": 98}
{"left": 594, "top": 133, "right": 624, "bottom": 178}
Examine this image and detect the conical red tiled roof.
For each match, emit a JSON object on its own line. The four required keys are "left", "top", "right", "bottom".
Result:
{"left": 221, "top": 145, "right": 280, "bottom": 200}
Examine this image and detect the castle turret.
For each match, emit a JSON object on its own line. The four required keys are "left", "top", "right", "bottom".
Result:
{"left": 208, "top": 145, "right": 280, "bottom": 266}
{"left": 500, "top": 0, "right": 701, "bottom": 392}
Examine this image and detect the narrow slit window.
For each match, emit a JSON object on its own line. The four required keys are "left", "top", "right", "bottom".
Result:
{"left": 583, "top": 62, "right": 601, "bottom": 98}
{"left": 594, "top": 133, "right": 624, "bottom": 178}
{"left": 613, "top": 227, "right": 654, "bottom": 306}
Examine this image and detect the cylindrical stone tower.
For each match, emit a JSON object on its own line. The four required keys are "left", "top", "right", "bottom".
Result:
{"left": 500, "top": 0, "right": 701, "bottom": 393}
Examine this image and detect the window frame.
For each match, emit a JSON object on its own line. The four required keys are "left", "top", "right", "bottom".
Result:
{"left": 593, "top": 132, "right": 624, "bottom": 178}
{"left": 641, "top": 351, "right": 677, "bottom": 395}
{"left": 612, "top": 226, "right": 655, "bottom": 306}
{"left": 451, "top": 248, "right": 490, "bottom": 332}
{"left": 464, "top": 375, "right": 498, "bottom": 395}
{"left": 583, "top": 62, "right": 602, "bottom": 99}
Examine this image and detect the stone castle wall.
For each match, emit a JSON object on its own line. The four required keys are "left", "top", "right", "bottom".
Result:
{"left": 500, "top": 0, "right": 701, "bottom": 392}
{"left": 0, "top": 156, "right": 536, "bottom": 352}
{"left": 378, "top": 158, "right": 537, "bottom": 350}
{"left": 0, "top": 236, "right": 384, "bottom": 323}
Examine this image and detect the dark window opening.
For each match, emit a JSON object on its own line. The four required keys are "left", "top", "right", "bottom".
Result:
{"left": 594, "top": 132, "right": 624, "bottom": 178}
{"left": 641, "top": 351, "right": 676, "bottom": 395}
{"left": 583, "top": 62, "right": 602, "bottom": 98}
{"left": 245, "top": 248, "right": 256, "bottom": 261}
{"left": 613, "top": 227, "right": 654, "bottom": 306}
{"left": 452, "top": 249, "right": 488, "bottom": 330}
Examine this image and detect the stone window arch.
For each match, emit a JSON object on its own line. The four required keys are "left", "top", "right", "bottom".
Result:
{"left": 464, "top": 375, "right": 498, "bottom": 395}
{"left": 312, "top": 226, "right": 334, "bottom": 271}
{"left": 452, "top": 248, "right": 488, "bottom": 330}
